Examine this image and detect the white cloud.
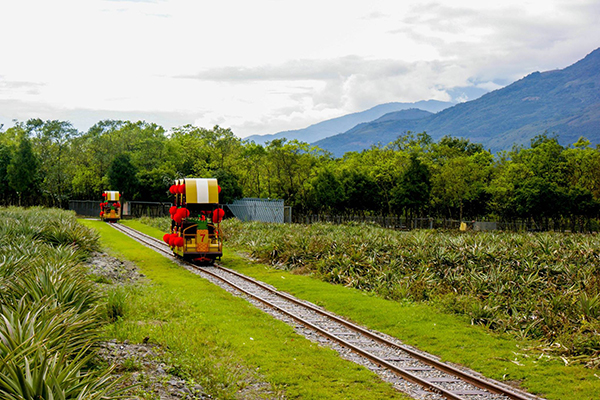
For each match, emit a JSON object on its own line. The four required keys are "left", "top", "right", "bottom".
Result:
{"left": 0, "top": 0, "right": 599, "bottom": 137}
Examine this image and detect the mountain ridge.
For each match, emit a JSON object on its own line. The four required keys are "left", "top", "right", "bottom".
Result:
{"left": 244, "top": 100, "right": 453, "bottom": 145}
{"left": 314, "top": 48, "right": 600, "bottom": 157}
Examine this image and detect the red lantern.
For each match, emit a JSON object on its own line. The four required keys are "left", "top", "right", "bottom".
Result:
{"left": 102, "top": 193, "right": 107, "bottom": 197}
{"left": 169, "top": 185, "right": 176, "bottom": 194}
{"left": 163, "top": 233, "right": 170, "bottom": 244}
{"left": 169, "top": 206, "right": 177, "bottom": 216}
{"left": 178, "top": 184, "right": 185, "bottom": 194}
{"left": 173, "top": 211, "right": 183, "bottom": 224}
{"left": 174, "top": 208, "right": 189, "bottom": 224}
{"left": 172, "top": 235, "right": 181, "bottom": 247}
{"left": 115, "top": 202, "right": 120, "bottom": 208}
{"left": 100, "top": 212, "right": 104, "bottom": 217}
{"left": 176, "top": 236, "right": 185, "bottom": 248}
{"left": 168, "top": 234, "right": 178, "bottom": 247}
{"left": 218, "top": 185, "right": 221, "bottom": 193}
{"left": 212, "top": 208, "right": 225, "bottom": 223}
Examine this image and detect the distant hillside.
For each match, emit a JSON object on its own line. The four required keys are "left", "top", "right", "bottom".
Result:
{"left": 314, "top": 48, "right": 600, "bottom": 157}
{"left": 244, "top": 100, "right": 453, "bottom": 145}
{"left": 371, "top": 108, "right": 433, "bottom": 123}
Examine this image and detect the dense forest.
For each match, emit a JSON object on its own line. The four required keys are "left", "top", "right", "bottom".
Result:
{"left": 0, "top": 118, "right": 599, "bottom": 229}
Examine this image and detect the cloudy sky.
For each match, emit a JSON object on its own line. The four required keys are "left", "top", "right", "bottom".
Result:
{"left": 1, "top": 0, "right": 599, "bottom": 138}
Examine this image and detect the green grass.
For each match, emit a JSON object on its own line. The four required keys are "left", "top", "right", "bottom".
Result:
{"left": 132, "top": 218, "right": 600, "bottom": 400}
{"left": 106, "top": 286, "right": 128, "bottom": 322}
{"left": 81, "top": 219, "right": 409, "bottom": 400}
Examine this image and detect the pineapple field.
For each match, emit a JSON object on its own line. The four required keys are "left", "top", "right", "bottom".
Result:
{"left": 220, "top": 219, "right": 600, "bottom": 367}
{"left": 0, "top": 208, "right": 125, "bottom": 399}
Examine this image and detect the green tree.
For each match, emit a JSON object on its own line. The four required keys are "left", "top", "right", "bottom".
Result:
{"left": 426, "top": 136, "right": 493, "bottom": 220}
{"left": 512, "top": 134, "right": 567, "bottom": 184}
{"left": 7, "top": 135, "right": 40, "bottom": 206}
{"left": 511, "top": 177, "right": 568, "bottom": 229}
{"left": 213, "top": 169, "right": 243, "bottom": 204}
{"left": 264, "top": 139, "right": 327, "bottom": 211}
{"left": 354, "top": 147, "right": 407, "bottom": 215}
{"left": 107, "top": 153, "right": 139, "bottom": 199}
{"left": 432, "top": 152, "right": 493, "bottom": 220}
{"left": 0, "top": 142, "right": 13, "bottom": 204}
{"left": 563, "top": 137, "right": 600, "bottom": 199}
{"left": 434, "top": 136, "right": 485, "bottom": 157}
{"left": 565, "top": 186, "right": 599, "bottom": 231}
{"left": 137, "top": 165, "right": 177, "bottom": 202}
{"left": 307, "top": 168, "right": 344, "bottom": 213}
{"left": 238, "top": 142, "right": 268, "bottom": 198}
{"left": 170, "top": 125, "right": 243, "bottom": 177}
{"left": 26, "top": 119, "right": 79, "bottom": 207}
{"left": 72, "top": 120, "right": 175, "bottom": 201}
{"left": 340, "top": 170, "right": 379, "bottom": 214}
{"left": 391, "top": 153, "right": 431, "bottom": 220}
{"left": 493, "top": 134, "right": 570, "bottom": 227}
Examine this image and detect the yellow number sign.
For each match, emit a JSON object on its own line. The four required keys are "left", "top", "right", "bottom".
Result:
{"left": 196, "top": 229, "right": 209, "bottom": 252}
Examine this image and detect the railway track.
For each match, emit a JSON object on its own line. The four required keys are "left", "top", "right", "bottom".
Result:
{"left": 110, "top": 223, "right": 542, "bottom": 400}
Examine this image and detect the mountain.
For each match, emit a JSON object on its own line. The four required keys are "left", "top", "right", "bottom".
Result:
{"left": 244, "top": 100, "right": 453, "bottom": 145}
{"left": 370, "top": 108, "right": 433, "bottom": 123}
{"left": 314, "top": 48, "right": 600, "bottom": 157}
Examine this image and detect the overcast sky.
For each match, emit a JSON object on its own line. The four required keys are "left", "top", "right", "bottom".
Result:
{"left": 1, "top": 0, "right": 599, "bottom": 138}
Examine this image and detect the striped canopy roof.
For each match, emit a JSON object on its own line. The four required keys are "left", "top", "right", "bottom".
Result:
{"left": 104, "top": 191, "right": 120, "bottom": 201}
{"left": 182, "top": 178, "right": 219, "bottom": 204}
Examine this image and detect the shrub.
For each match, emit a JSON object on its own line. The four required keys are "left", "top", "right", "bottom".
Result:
{"left": 106, "top": 287, "right": 128, "bottom": 322}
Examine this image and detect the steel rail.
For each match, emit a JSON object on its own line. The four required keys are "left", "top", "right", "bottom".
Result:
{"left": 110, "top": 223, "right": 174, "bottom": 256}
{"left": 110, "top": 223, "right": 538, "bottom": 400}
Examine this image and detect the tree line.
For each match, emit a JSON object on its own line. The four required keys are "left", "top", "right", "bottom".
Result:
{"left": 1, "top": 118, "right": 599, "bottom": 230}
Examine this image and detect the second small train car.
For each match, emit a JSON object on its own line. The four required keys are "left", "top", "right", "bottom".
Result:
{"left": 100, "top": 191, "right": 122, "bottom": 222}
{"left": 165, "top": 178, "right": 224, "bottom": 263}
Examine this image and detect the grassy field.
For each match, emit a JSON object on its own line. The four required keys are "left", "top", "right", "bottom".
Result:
{"left": 82, "top": 219, "right": 409, "bottom": 400}
{"left": 131, "top": 217, "right": 600, "bottom": 399}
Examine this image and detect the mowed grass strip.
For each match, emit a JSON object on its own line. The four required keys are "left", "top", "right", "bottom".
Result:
{"left": 81, "top": 220, "right": 408, "bottom": 400}
{"left": 126, "top": 219, "right": 600, "bottom": 400}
